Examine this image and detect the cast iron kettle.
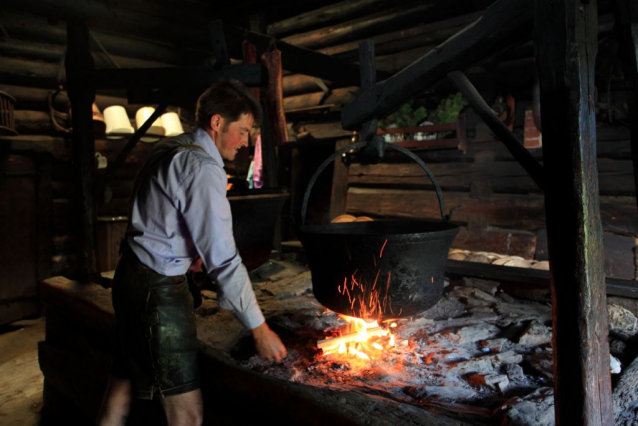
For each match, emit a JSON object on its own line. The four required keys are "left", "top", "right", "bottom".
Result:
{"left": 298, "top": 141, "right": 459, "bottom": 320}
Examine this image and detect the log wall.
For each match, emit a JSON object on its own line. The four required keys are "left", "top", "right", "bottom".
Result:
{"left": 0, "top": 9, "right": 199, "bottom": 279}
{"left": 341, "top": 123, "right": 637, "bottom": 278}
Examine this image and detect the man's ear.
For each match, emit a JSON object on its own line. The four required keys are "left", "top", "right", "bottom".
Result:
{"left": 209, "top": 114, "right": 223, "bottom": 132}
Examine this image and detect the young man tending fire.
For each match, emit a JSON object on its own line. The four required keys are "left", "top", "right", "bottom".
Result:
{"left": 97, "top": 80, "right": 287, "bottom": 426}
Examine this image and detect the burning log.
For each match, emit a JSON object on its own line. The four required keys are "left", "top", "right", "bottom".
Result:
{"left": 317, "top": 326, "right": 385, "bottom": 349}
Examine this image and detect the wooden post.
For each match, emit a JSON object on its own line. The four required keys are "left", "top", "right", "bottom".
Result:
{"left": 447, "top": 71, "right": 544, "bottom": 190}
{"left": 358, "top": 41, "right": 384, "bottom": 164}
{"left": 209, "top": 20, "right": 230, "bottom": 69}
{"left": 534, "top": 1, "right": 613, "bottom": 425}
{"left": 242, "top": 41, "right": 260, "bottom": 100}
{"left": 259, "top": 50, "right": 288, "bottom": 189}
{"left": 258, "top": 99, "right": 279, "bottom": 188}
{"left": 261, "top": 50, "right": 289, "bottom": 146}
{"left": 66, "top": 21, "right": 98, "bottom": 281}
{"left": 329, "top": 138, "right": 353, "bottom": 220}
{"left": 612, "top": 0, "right": 638, "bottom": 215}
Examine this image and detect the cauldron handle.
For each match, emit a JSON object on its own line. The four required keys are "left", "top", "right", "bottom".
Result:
{"left": 301, "top": 140, "right": 448, "bottom": 226}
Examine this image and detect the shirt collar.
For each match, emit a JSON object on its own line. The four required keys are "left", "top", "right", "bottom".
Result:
{"left": 194, "top": 127, "right": 224, "bottom": 166}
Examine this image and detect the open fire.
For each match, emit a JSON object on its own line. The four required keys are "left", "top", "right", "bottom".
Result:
{"left": 317, "top": 239, "right": 407, "bottom": 363}
{"left": 317, "top": 313, "right": 402, "bottom": 362}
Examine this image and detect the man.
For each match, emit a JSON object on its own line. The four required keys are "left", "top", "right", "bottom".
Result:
{"left": 97, "top": 80, "right": 287, "bottom": 426}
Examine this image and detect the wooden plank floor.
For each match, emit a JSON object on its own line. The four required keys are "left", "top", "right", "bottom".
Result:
{"left": 0, "top": 317, "right": 44, "bottom": 425}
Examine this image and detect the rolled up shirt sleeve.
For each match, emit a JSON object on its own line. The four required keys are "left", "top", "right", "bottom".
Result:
{"left": 177, "top": 157, "right": 265, "bottom": 330}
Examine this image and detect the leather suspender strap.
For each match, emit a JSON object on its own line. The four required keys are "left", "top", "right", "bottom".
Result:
{"left": 122, "top": 143, "right": 207, "bottom": 247}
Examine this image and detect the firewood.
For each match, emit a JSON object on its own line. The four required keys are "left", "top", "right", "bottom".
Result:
{"left": 317, "top": 326, "right": 385, "bottom": 349}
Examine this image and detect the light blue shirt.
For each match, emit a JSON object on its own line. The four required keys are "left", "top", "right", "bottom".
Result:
{"left": 127, "top": 127, "right": 265, "bottom": 329}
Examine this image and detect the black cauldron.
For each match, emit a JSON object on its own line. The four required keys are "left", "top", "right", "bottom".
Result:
{"left": 298, "top": 142, "right": 459, "bottom": 319}
{"left": 228, "top": 188, "right": 289, "bottom": 271}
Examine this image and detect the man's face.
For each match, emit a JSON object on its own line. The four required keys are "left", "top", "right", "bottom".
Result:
{"left": 211, "top": 113, "right": 254, "bottom": 161}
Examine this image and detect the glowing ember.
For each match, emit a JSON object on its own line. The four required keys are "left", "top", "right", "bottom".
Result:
{"left": 318, "top": 314, "right": 398, "bottom": 361}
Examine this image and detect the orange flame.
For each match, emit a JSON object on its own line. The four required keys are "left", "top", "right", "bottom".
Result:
{"left": 318, "top": 314, "right": 396, "bottom": 361}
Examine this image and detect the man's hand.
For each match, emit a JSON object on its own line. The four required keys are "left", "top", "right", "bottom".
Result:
{"left": 251, "top": 322, "right": 287, "bottom": 362}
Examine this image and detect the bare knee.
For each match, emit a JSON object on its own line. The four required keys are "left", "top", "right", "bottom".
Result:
{"left": 161, "top": 389, "right": 203, "bottom": 426}
{"left": 167, "top": 410, "right": 203, "bottom": 426}
{"left": 96, "top": 376, "right": 133, "bottom": 426}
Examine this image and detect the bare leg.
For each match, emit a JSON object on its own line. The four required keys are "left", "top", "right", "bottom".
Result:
{"left": 160, "top": 389, "right": 203, "bottom": 426}
{"left": 96, "top": 376, "right": 133, "bottom": 426}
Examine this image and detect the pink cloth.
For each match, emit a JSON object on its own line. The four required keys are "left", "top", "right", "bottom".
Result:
{"left": 253, "top": 135, "right": 264, "bottom": 188}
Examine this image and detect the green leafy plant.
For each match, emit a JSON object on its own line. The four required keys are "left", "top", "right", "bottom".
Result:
{"left": 379, "top": 102, "right": 428, "bottom": 128}
{"left": 432, "top": 92, "right": 469, "bottom": 124}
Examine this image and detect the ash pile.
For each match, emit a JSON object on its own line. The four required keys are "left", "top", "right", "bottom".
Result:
{"left": 195, "top": 259, "right": 638, "bottom": 426}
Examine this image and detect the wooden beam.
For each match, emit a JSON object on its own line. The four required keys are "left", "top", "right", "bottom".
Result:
{"left": 281, "top": 1, "right": 439, "bottom": 50}
{"left": 318, "top": 11, "right": 483, "bottom": 60}
{"left": 223, "top": 24, "right": 376, "bottom": 87}
{"left": 329, "top": 139, "right": 352, "bottom": 220}
{"left": 267, "top": 0, "right": 396, "bottom": 37}
{"left": 66, "top": 21, "right": 99, "bottom": 282}
{"left": 262, "top": 50, "right": 289, "bottom": 146}
{"left": 534, "top": 0, "right": 613, "bottom": 424}
{"left": 242, "top": 41, "right": 260, "bottom": 100}
{"left": 284, "top": 87, "right": 357, "bottom": 112}
{"left": 447, "top": 71, "right": 544, "bottom": 190}
{"left": 2, "top": 0, "right": 211, "bottom": 51}
{"left": 209, "top": 20, "right": 231, "bottom": 69}
{"left": 0, "top": 38, "right": 173, "bottom": 68}
{"left": 341, "top": 0, "right": 533, "bottom": 130}
{"left": 94, "top": 64, "right": 263, "bottom": 90}
{"left": 0, "top": 84, "right": 131, "bottom": 114}
{"left": 0, "top": 10, "right": 189, "bottom": 64}
{"left": 445, "top": 260, "right": 638, "bottom": 299}
{"left": 358, "top": 41, "right": 384, "bottom": 164}
{"left": 282, "top": 74, "right": 332, "bottom": 97}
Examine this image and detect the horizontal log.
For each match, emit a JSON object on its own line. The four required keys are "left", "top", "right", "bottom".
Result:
{"left": 0, "top": 56, "right": 61, "bottom": 88}
{"left": 0, "top": 135, "right": 71, "bottom": 161}
{"left": 349, "top": 159, "right": 635, "bottom": 196}
{"left": 318, "top": 11, "right": 483, "bottom": 60}
{"left": 0, "top": 84, "right": 132, "bottom": 114}
{"left": 445, "top": 260, "right": 638, "bottom": 299}
{"left": 0, "top": 38, "right": 174, "bottom": 68}
{"left": 94, "top": 64, "right": 263, "bottom": 90}
{"left": 291, "top": 122, "right": 353, "bottom": 140}
{"left": 346, "top": 187, "right": 638, "bottom": 234}
{"left": 341, "top": 0, "right": 533, "bottom": 129}
{"left": 0, "top": 9, "right": 202, "bottom": 64}
{"left": 3, "top": 0, "right": 211, "bottom": 52}
{"left": 14, "top": 110, "right": 69, "bottom": 134}
{"left": 283, "top": 74, "right": 333, "bottom": 97}
{"left": 284, "top": 87, "right": 358, "bottom": 112}
{"left": 267, "top": 0, "right": 397, "bottom": 37}
{"left": 0, "top": 53, "right": 174, "bottom": 89}
{"left": 282, "top": 1, "right": 440, "bottom": 50}
{"left": 452, "top": 226, "right": 537, "bottom": 259}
